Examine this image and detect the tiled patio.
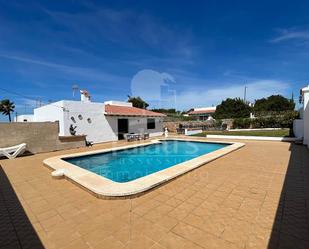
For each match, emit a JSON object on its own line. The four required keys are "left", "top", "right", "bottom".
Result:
{"left": 1, "top": 137, "right": 309, "bottom": 249}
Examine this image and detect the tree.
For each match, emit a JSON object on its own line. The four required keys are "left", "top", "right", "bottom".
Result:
{"left": 0, "top": 99, "right": 15, "bottom": 122}
{"left": 214, "top": 98, "right": 252, "bottom": 119}
{"left": 150, "top": 108, "right": 177, "bottom": 114}
{"left": 254, "top": 95, "right": 295, "bottom": 113}
{"left": 127, "top": 96, "right": 149, "bottom": 109}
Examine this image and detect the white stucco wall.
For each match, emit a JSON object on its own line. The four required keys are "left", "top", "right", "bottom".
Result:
{"left": 15, "top": 114, "right": 34, "bottom": 122}
{"left": 302, "top": 87, "right": 309, "bottom": 147}
{"left": 33, "top": 101, "right": 116, "bottom": 142}
{"left": 34, "top": 101, "right": 65, "bottom": 134}
{"left": 61, "top": 101, "right": 118, "bottom": 143}
{"left": 32, "top": 100, "right": 163, "bottom": 143}
{"left": 293, "top": 119, "right": 304, "bottom": 139}
{"left": 127, "top": 117, "right": 163, "bottom": 136}
{"left": 104, "top": 100, "right": 132, "bottom": 107}
{"left": 194, "top": 106, "right": 216, "bottom": 112}
{"left": 185, "top": 129, "right": 203, "bottom": 136}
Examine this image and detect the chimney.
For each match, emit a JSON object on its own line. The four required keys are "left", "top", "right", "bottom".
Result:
{"left": 80, "top": 90, "right": 91, "bottom": 102}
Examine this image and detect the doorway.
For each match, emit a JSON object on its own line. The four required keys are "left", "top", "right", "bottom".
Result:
{"left": 118, "top": 118, "right": 128, "bottom": 140}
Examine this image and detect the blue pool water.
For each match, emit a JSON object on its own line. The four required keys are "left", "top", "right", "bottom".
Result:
{"left": 65, "top": 140, "right": 227, "bottom": 183}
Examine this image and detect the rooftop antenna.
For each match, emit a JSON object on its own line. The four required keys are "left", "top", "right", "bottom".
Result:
{"left": 72, "top": 84, "right": 79, "bottom": 99}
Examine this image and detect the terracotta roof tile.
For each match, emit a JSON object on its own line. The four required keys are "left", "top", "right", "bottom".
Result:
{"left": 188, "top": 109, "right": 216, "bottom": 115}
{"left": 104, "top": 105, "right": 166, "bottom": 117}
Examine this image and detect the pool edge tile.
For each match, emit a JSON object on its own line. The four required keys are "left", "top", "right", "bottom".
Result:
{"left": 43, "top": 138, "right": 245, "bottom": 199}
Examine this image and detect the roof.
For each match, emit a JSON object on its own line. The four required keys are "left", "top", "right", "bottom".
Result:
{"left": 188, "top": 109, "right": 216, "bottom": 115}
{"left": 104, "top": 104, "right": 166, "bottom": 117}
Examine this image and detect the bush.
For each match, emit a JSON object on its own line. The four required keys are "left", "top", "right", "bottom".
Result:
{"left": 254, "top": 95, "right": 295, "bottom": 112}
{"left": 214, "top": 98, "right": 252, "bottom": 119}
{"left": 233, "top": 118, "right": 251, "bottom": 129}
{"left": 232, "top": 111, "right": 299, "bottom": 129}
{"left": 214, "top": 119, "right": 223, "bottom": 128}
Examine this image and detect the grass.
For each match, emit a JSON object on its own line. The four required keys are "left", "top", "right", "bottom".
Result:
{"left": 192, "top": 128, "right": 291, "bottom": 137}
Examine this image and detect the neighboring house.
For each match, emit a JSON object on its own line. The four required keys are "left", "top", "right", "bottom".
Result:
{"left": 15, "top": 92, "right": 165, "bottom": 143}
{"left": 294, "top": 85, "right": 309, "bottom": 148}
{"left": 14, "top": 114, "right": 34, "bottom": 122}
{"left": 187, "top": 107, "right": 216, "bottom": 121}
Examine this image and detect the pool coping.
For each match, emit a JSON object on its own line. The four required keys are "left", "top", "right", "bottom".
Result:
{"left": 43, "top": 138, "right": 245, "bottom": 198}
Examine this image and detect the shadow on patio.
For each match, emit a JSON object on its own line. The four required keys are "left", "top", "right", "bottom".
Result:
{"left": 268, "top": 143, "right": 309, "bottom": 248}
{"left": 0, "top": 165, "right": 44, "bottom": 249}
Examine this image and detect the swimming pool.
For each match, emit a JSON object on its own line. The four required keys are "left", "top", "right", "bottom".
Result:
{"left": 44, "top": 138, "right": 244, "bottom": 198}
{"left": 64, "top": 140, "right": 227, "bottom": 183}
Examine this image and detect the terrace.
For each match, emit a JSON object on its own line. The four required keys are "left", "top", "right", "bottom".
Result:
{"left": 1, "top": 137, "right": 309, "bottom": 249}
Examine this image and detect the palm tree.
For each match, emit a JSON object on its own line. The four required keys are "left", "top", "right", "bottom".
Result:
{"left": 0, "top": 99, "right": 15, "bottom": 122}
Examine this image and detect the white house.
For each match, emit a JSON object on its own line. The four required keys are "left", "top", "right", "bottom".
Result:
{"left": 15, "top": 92, "right": 165, "bottom": 143}
{"left": 293, "top": 85, "right": 309, "bottom": 148}
{"left": 14, "top": 114, "right": 34, "bottom": 122}
{"left": 187, "top": 106, "right": 216, "bottom": 121}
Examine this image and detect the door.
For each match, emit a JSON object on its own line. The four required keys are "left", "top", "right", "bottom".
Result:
{"left": 118, "top": 119, "right": 129, "bottom": 140}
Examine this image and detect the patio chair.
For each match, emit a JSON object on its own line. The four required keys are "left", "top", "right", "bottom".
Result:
{"left": 125, "top": 134, "right": 135, "bottom": 142}
{"left": 0, "top": 143, "right": 27, "bottom": 159}
{"left": 142, "top": 133, "right": 150, "bottom": 140}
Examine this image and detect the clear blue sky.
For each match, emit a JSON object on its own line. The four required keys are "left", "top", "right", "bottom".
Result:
{"left": 0, "top": 0, "right": 309, "bottom": 121}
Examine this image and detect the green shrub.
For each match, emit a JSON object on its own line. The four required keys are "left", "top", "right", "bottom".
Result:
{"left": 214, "top": 119, "right": 223, "bottom": 128}
{"left": 233, "top": 118, "right": 251, "bottom": 129}
{"left": 214, "top": 98, "right": 252, "bottom": 119}
{"left": 232, "top": 111, "right": 299, "bottom": 129}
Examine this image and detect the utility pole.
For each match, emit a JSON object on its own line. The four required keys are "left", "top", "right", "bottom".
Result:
{"left": 244, "top": 85, "right": 248, "bottom": 103}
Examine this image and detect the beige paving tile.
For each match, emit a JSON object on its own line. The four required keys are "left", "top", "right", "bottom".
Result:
{"left": 172, "top": 221, "right": 233, "bottom": 248}
{"left": 221, "top": 218, "right": 251, "bottom": 247}
{"left": 59, "top": 238, "right": 90, "bottom": 249}
{"left": 149, "top": 243, "right": 166, "bottom": 249}
{"left": 158, "top": 232, "right": 203, "bottom": 249}
{"left": 1, "top": 138, "right": 309, "bottom": 249}
{"left": 154, "top": 215, "right": 179, "bottom": 230}
{"left": 40, "top": 214, "right": 65, "bottom": 231}
{"left": 125, "top": 234, "right": 155, "bottom": 249}
{"left": 164, "top": 197, "right": 183, "bottom": 207}
{"left": 143, "top": 204, "right": 174, "bottom": 223}
{"left": 94, "top": 235, "right": 125, "bottom": 249}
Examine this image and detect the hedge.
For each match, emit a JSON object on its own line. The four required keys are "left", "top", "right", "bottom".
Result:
{"left": 232, "top": 111, "right": 299, "bottom": 129}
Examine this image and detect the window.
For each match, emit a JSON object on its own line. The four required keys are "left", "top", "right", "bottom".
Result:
{"left": 147, "top": 118, "right": 155, "bottom": 129}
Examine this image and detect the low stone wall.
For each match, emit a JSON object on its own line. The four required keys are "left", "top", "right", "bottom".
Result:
{"left": 164, "top": 121, "right": 181, "bottom": 133}
{"left": 164, "top": 119, "right": 233, "bottom": 133}
{"left": 0, "top": 122, "right": 85, "bottom": 154}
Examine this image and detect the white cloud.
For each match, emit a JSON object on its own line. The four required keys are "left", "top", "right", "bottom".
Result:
{"left": 271, "top": 28, "right": 309, "bottom": 43}
{"left": 175, "top": 80, "right": 290, "bottom": 110}
{"left": 129, "top": 69, "right": 291, "bottom": 110}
